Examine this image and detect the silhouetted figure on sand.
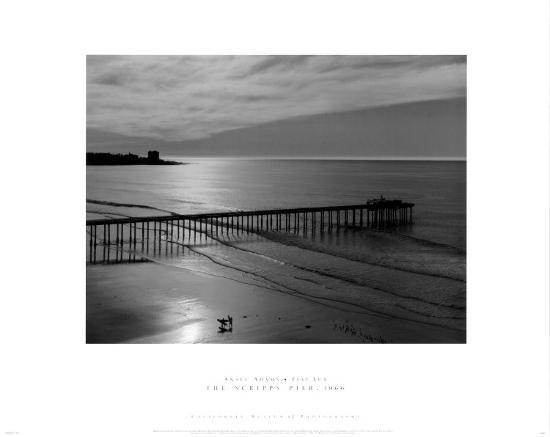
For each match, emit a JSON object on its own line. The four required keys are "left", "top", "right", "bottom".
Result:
{"left": 217, "top": 315, "right": 233, "bottom": 333}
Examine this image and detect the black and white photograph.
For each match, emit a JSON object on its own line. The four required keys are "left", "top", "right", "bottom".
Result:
{"left": 2, "top": 1, "right": 549, "bottom": 436}
{"left": 86, "top": 55, "right": 466, "bottom": 344}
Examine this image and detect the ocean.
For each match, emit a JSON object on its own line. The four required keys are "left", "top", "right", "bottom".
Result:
{"left": 86, "top": 159, "right": 466, "bottom": 343}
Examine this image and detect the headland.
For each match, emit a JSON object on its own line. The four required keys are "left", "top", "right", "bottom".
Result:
{"left": 86, "top": 150, "right": 184, "bottom": 165}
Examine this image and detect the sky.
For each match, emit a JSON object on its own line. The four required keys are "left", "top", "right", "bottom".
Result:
{"left": 87, "top": 55, "right": 466, "bottom": 156}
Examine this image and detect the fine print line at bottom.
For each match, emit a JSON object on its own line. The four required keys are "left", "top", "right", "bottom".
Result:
{"left": 152, "top": 430, "right": 394, "bottom": 435}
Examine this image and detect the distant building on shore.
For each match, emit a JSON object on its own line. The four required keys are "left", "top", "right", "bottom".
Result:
{"left": 148, "top": 150, "right": 160, "bottom": 161}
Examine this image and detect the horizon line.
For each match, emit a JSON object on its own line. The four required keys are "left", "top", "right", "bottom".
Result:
{"left": 161, "top": 155, "right": 466, "bottom": 161}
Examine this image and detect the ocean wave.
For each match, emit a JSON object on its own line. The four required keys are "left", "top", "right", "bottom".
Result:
{"left": 204, "top": 232, "right": 465, "bottom": 311}
{"left": 393, "top": 231, "right": 466, "bottom": 254}
{"left": 257, "top": 230, "right": 466, "bottom": 283}
{"left": 86, "top": 199, "right": 179, "bottom": 216}
{"left": 86, "top": 209, "right": 132, "bottom": 218}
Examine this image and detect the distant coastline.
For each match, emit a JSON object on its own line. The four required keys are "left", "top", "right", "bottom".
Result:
{"left": 86, "top": 151, "right": 184, "bottom": 166}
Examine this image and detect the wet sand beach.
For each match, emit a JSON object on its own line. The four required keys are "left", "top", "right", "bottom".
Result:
{"left": 87, "top": 261, "right": 464, "bottom": 344}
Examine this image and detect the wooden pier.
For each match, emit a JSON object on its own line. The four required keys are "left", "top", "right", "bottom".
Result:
{"left": 86, "top": 199, "right": 414, "bottom": 263}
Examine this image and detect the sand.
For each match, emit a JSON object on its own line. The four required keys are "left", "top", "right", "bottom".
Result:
{"left": 87, "top": 261, "right": 356, "bottom": 343}
{"left": 86, "top": 261, "right": 464, "bottom": 344}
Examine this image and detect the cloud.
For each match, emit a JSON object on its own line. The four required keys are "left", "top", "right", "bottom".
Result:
{"left": 240, "top": 55, "right": 313, "bottom": 76}
{"left": 86, "top": 55, "right": 466, "bottom": 142}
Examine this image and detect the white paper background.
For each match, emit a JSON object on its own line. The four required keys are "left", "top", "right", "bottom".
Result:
{"left": 0, "top": 1, "right": 548, "bottom": 436}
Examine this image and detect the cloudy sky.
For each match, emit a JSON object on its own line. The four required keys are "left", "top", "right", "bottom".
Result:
{"left": 87, "top": 55, "right": 466, "bottom": 144}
